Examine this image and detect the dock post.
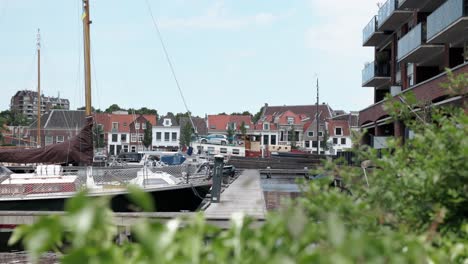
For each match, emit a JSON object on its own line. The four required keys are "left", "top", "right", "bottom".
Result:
{"left": 211, "top": 155, "right": 224, "bottom": 203}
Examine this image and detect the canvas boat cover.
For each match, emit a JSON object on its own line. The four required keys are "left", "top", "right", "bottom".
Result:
{"left": 0, "top": 116, "right": 93, "bottom": 165}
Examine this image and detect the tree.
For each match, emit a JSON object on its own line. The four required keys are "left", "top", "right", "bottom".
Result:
{"left": 128, "top": 107, "right": 158, "bottom": 118}
{"left": 105, "top": 104, "right": 125, "bottom": 113}
{"left": 239, "top": 121, "right": 247, "bottom": 140}
{"left": 142, "top": 121, "right": 152, "bottom": 150}
{"left": 0, "top": 110, "right": 30, "bottom": 126}
{"left": 175, "top": 112, "right": 191, "bottom": 124}
{"left": 252, "top": 106, "right": 264, "bottom": 123}
{"left": 180, "top": 122, "right": 193, "bottom": 148}
{"left": 321, "top": 125, "right": 330, "bottom": 151}
{"left": 93, "top": 124, "right": 105, "bottom": 149}
{"left": 288, "top": 125, "right": 297, "bottom": 149}
{"left": 226, "top": 126, "right": 235, "bottom": 144}
{"left": 230, "top": 111, "right": 252, "bottom": 116}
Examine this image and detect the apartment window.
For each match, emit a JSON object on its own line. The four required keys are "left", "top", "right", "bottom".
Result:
{"left": 56, "top": 135, "right": 64, "bottom": 143}
{"left": 335, "top": 127, "right": 343, "bottom": 136}
{"left": 112, "top": 122, "right": 118, "bottom": 130}
{"left": 172, "top": 132, "right": 177, "bottom": 142}
{"left": 45, "top": 136, "right": 53, "bottom": 146}
{"left": 263, "top": 123, "right": 270, "bottom": 130}
{"left": 135, "top": 122, "right": 140, "bottom": 129}
{"left": 156, "top": 132, "right": 161, "bottom": 141}
{"left": 333, "top": 138, "right": 338, "bottom": 145}
{"left": 341, "top": 138, "right": 346, "bottom": 145}
{"left": 131, "top": 134, "right": 137, "bottom": 142}
{"left": 287, "top": 117, "right": 294, "bottom": 125}
{"left": 142, "top": 122, "right": 147, "bottom": 129}
{"left": 164, "top": 132, "right": 170, "bottom": 141}
{"left": 121, "top": 134, "right": 127, "bottom": 142}
{"left": 308, "top": 131, "right": 314, "bottom": 137}
{"left": 111, "top": 134, "right": 118, "bottom": 142}
{"left": 138, "top": 134, "right": 143, "bottom": 142}
{"left": 407, "top": 63, "right": 414, "bottom": 87}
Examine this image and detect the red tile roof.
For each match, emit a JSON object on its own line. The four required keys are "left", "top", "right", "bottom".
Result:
{"left": 327, "top": 120, "right": 350, "bottom": 137}
{"left": 263, "top": 104, "right": 333, "bottom": 122}
{"left": 94, "top": 113, "right": 157, "bottom": 133}
{"left": 208, "top": 115, "right": 253, "bottom": 131}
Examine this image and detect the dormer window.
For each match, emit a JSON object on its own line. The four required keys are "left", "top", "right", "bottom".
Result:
{"left": 142, "top": 122, "right": 147, "bottom": 129}
{"left": 287, "top": 117, "right": 294, "bottom": 125}
{"left": 164, "top": 119, "right": 172, "bottom": 127}
{"left": 135, "top": 122, "right": 140, "bottom": 129}
{"left": 335, "top": 127, "right": 343, "bottom": 136}
{"left": 263, "top": 123, "right": 270, "bottom": 130}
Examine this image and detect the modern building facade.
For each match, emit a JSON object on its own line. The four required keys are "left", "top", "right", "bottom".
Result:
{"left": 360, "top": 0, "right": 468, "bottom": 146}
{"left": 10, "top": 90, "right": 70, "bottom": 120}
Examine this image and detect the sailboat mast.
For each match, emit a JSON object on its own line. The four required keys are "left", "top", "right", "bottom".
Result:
{"left": 82, "top": 0, "right": 92, "bottom": 116}
{"left": 36, "top": 29, "right": 41, "bottom": 148}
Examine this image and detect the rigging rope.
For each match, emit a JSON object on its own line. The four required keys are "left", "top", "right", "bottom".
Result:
{"left": 143, "top": 0, "right": 197, "bottom": 136}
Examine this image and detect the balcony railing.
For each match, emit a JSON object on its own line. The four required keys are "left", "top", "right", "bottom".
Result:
{"left": 398, "top": 23, "right": 425, "bottom": 61}
{"left": 363, "top": 16, "right": 378, "bottom": 44}
{"left": 378, "top": 0, "right": 397, "bottom": 26}
{"left": 362, "top": 61, "right": 391, "bottom": 85}
{"left": 427, "top": 0, "right": 465, "bottom": 41}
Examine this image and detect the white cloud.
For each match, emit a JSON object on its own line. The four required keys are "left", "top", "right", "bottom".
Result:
{"left": 159, "top": 1, "right": 290, "bottom": 30}
{"left": 305, "top": 0, "right": 379, "bottom": 56}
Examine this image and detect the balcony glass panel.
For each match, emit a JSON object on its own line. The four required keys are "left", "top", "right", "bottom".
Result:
{"left": 378, "top": 0, "right": 397, "bottom": 25}
{"left": 427, "top": 0, "right": 464, "bottom": 40}
{"left": 363, "top": 16, "right": 378, "bottom": 43}
{"left": 398, "top": 23, "right": 424, "bottom": 61}
{"left": 362, "top": 61, "right": 391, "bottom": 84}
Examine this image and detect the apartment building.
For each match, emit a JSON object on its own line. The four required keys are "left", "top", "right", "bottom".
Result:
{"left": 360, "top": 0, "right": 468, "bottom": 146}
{"left": 10, "top": 90, "right": 70, "bottom": 120}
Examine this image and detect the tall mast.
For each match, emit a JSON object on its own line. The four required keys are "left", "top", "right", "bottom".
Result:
{"left": 82, "top": 0, "right": 92, "bottom": 116}
{"left": 316, "top": 78, "right": 319, "bottom": 154}
{"left": 36, "top": 29, "right": 41, "bottom": 148}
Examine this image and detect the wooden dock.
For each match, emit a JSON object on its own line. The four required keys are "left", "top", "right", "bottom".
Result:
{"left": 204, "top": 169, "right": 266, "bottom": 220}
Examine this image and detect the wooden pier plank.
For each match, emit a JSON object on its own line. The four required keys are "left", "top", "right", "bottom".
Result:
{"left": 204, "top": 169, "right": 266, "bottom": 220}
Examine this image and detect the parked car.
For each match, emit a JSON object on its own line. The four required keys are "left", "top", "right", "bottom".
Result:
{"left": 200, "top": 134, "right": 228, "bottom": 145}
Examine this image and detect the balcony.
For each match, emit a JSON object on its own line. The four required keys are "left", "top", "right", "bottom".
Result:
{"left": 398, "top": 0, "right": 445, "bottom": 12}
{"left": 378, "top": 0, "right": 413, "bottom": 31}
{"left": 397, "top": 23, "right": 444, "bottom": 64}
{"left": 362, "top": 61, "right": 391, "bottom": 87}
{"left": 363, "top": 16, "right": 389, "bottom": 47}
{"left": 427, "top": 0, "right": 468, "bottom": 44}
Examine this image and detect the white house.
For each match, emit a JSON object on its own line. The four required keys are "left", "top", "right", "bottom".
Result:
{"left": 152, "top": 114, "right": 180, "bottom": 151}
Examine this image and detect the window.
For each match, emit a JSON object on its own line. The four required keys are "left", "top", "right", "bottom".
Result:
{"left": 228, "top": 122, "right": 236, "bottom": 130}
{"left": 312, "top": 141, "right": 318, "bottom": 148}
{"left": 341, "top": 138, "right": 346, "bottom": 145}
{"left": 164, "top": 132, "right": 170, "bottom": 141}
{"left": 111, "top": 134, "right": 118, "bottom": 142}
{"left": 97, "top": 124, "right": 104, "bottom": 130}
{"left": 123, "top": 122, "right": 127, "bottom": 127}
{"left": 171, "top": 132, "right": 177, "bottom": 142}
{"left": 135, "top": 122, "right": 140, "bottom": 129}
{"left": 308, "top": 131, "right": 314, "bottom": 137}
{"left": 335, "top": 127, "right": 343, "bottom": 136}
{"left": 56, "top": 135, "right": 64, "bottom": 143}
{"left": 333, "top": 138, "right": 338, "bottom": 144}
{"left": 319, "top": 131, "right": 323, "bottom": 137}
{"left": 131, "top": 146, "right": 136, "bottom": 152}
{"left": 142, "top": 122, "right": 147, "bottom": 129}
{"left": 263, "top": 123, "right": 270, "bottom": 130}
{"left": 287, "top": 117, "right": 294, "bottom": 125}
{"left": 270, "top": 135, "right": 277, "bottom": 145}
{"left": 131, "top": 134, "right": 137, "bottom": 142}
{"left": 121, "top": 134, "right": 127, "bottom": 142}
{"left": 164, "top": 119, "right": 171, "bottom": 126}
{"left": 123, "top": 145, "right": 129, "bottom": 152}
{"left": 305, "top": 141, "right": 310, "bottom": 148}
{"left": 112, "top": 122, "right": 118, "bottom": 130}
{"left": 232, "top": 149, "right": 240, "bottom": 155}
{"left": 45, "top": 136, "right": 53, "bottom": 145}
{"left": 220, "top": 148, "right": 227, "bottom": 154}
{"left": 138, "top": 134, "right": 143, "bottom": 142}
{"left": 156, "top": 132, "right": 162, "bottom": 141}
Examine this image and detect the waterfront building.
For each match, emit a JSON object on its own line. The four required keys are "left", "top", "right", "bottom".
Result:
{"left": 10, "top": 90, "right": 70, "bottom": 120}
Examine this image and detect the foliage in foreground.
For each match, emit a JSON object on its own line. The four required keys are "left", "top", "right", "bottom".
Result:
{"left": 9, "top": 75, "right": 468, "bottom": 263}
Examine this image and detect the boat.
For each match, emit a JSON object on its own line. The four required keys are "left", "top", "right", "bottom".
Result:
{"left": 0, "top": 0, "right": 212, "bottom": 213}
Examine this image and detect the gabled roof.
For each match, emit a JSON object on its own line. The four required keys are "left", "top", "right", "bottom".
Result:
{"left": 29, "top": 110, "right": 86, "bottom": 130}
{"left": 330, "top": 112, "right": 359, "bottom": 128}
{"left": 94, "top": 113, "right": 157, "bottom": 133}
{"left": 157, "top": 113, "right": 179, "bottom": 127}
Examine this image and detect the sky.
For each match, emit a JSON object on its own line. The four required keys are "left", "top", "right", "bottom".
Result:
{"left": 0, "top": 0, "right": 380, "bottom": 117}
